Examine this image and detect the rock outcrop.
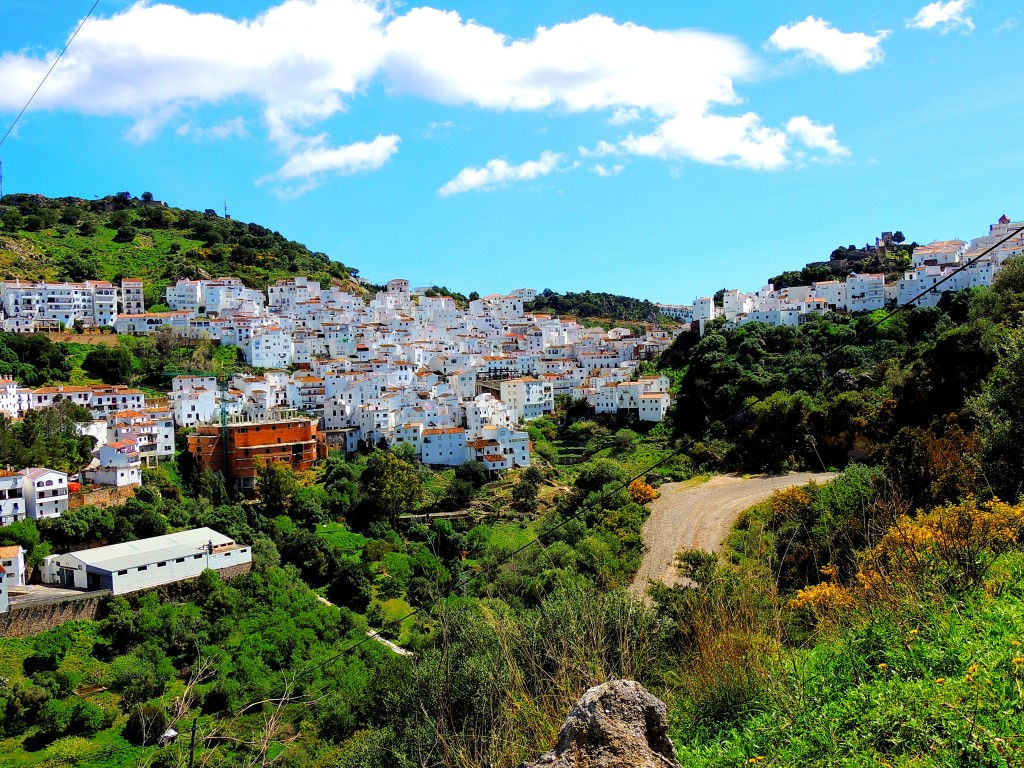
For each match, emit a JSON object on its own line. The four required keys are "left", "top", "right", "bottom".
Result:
{"left": 518, "top": 679, "right": 681, "bottom": 768}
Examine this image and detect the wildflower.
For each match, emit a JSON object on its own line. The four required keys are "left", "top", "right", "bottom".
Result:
{"left": 757, "top": 757, "right": 765, "bottom": 762}
{"left": 909, "top": 629, "right": 919, "bottom": 636}
{"left": 878, "top": 663, "right": 888, "bottom": 669}
{"left": 968, "top": 664, "right": 979, "bottom": 674}
{"left": 749, "top": 760, "right": 757, "bottom": 765}
{"left": 1013, "top": 640, "right": 1022, "bottom": 647}
{"left": 1013, "top": 657, "right": 1024, "bottom": 664}
{"left": 935, "top": 677, "right": 946, "bottom": 683}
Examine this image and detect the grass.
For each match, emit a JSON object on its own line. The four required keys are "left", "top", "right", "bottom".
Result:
{"left": 421, "top": 468, "right": 455, "bottom": 507}
{"left": 316, "top": 521, "right": 369, "bottom": 556}
{"left": 488, "top": 520, "right": 539, "bottom": 552}
{"left": 0, "top": 637, "right": 34, "bottom": 686}
{"left": 379, "top": 597, "right": 416, "bottom": 645}
{"left": 668, "top": 550, "right": 1024, "bottom": 767}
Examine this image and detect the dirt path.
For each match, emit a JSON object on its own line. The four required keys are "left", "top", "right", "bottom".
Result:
{"left": 315, "top": 594, "right": 413, "bottom": 656}
{"left": 629, "top": 472, "right": 836, "bottom": 600}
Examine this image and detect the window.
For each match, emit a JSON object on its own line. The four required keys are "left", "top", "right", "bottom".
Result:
{"left": 194, "top": 554, "right": 202, "bottom": 559}
{"left": 138, "top": 565, "right": 148, "bottom": 571}
{"left": 157, "top": 561, "right": 167, "bottom": 567}
{"left": 117, "top": 569, "right": 128, "bottom": 575}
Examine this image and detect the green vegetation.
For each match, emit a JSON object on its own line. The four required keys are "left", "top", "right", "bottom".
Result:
{"left": 525, "top": 288, "right": 667, "bottom": 323}
{"left": 1, "top": 208, "right": 1023, "bottom": 766}
{"left": 0, "top": 399, "right": 96, "bottom": 474}
{"left": 0, "top": 192, "right": 360, "bottom": 301}
{"left": 0, "top": 332, "right": 73, "bottom": 386}
{"left": 660, "top": 274, "right": 1024, "bottom": 479}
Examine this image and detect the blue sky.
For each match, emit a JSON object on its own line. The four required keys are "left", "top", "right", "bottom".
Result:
{"left": 0, "top": 0, "right": 1020, "bottom": 301}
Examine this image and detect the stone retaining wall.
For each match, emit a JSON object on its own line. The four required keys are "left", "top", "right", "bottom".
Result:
{"left": 68, "top": 485, "right": 137, "bottom": 510}
{"left": 0, "top": 592, "right": 109, "bottom": 638}
{"left": 1, "top": 562, "right": 252, "bottom": 638}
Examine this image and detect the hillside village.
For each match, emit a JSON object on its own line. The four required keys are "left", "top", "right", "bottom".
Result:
{"left": 0, "top": 209, "right": 1022, "bottom": 765}
{"left": 0, "top": 277, "right": 674, "bottom": 501}
{"left": 657, "top": 215, "right": 1024, "bottom": 331}
{"left": 0, "top": 214, "right": 1017, "bottom": 514}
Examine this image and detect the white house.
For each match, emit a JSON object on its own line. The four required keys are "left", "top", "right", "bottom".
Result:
{"left": 84, "top": 440, "right": 142, "bottom": 488}
{"left": 246, "top": 327, "right": 293, "bottom": 368}
{"left": 39, "top": 527, "right": 251, "bottom": 593}
{"left": 846, "top": 273, "right": 886, "bottom": 312}
{"left": 639, "top": 392, "right": 672, "bottom": 421}
{"left": 421, "top": 427, "right": 468, "bottom": 466}
{"left": 19, "top": 468, "right": 69, "bottom": 520}
{"left": 0, "top": 545, "right": 26, "bottom": 587}
{"left": 0, "top": 471, "right": 26, "bottom": 526}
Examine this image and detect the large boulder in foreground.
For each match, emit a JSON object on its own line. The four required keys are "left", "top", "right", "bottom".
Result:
{"left": 519, "top": 679, "right": 681, "bottom": 768}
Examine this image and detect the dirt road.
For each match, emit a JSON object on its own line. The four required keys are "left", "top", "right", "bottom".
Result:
{"left": 629, "top": 472, "right": 836, "bottom": 600}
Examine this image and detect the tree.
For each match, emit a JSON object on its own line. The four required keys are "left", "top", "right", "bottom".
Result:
{"left": 58, "top": 206, "right": 84, "bottom": 225}
{"left": 81, "top": 346, "right": 135, "bottom": 384}
{"left": 892, "top": 230, "right": 906, "bottom": 244}
{"left": 613, "top": 428, "right": 639, "bottom": 453}
{"left": 1, "top": 207, "right": 24, "bottom": 231}
{"left": 968, "top": 328, "right": 1024, "bottom": 499}
{"left": 113, "top": 225, "right": 138, "bottom": 243}
{"left": 357, "top": 451, "right": 422, "bottom": 528}
{"left": 454, "top": 461, "right": 487, "bottom": 488}
{"left": 108, "top": 209, "right": 131, "bottom": 228}
{"left": 254, "top": 457, "right": 298, "bottom": 517}
{"left": 511, "top": 480, "right": 538, "bottom": 512}
{"left": 443, "top": 478, "right": 476, "bottom": 510}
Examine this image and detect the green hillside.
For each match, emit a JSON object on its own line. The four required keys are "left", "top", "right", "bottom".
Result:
{"left": 0, "top": 192, "right": 362, "bottom": 306}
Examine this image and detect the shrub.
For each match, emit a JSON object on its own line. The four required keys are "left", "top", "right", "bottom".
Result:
{"left": 628, "top": 479, "right": 657, "bottom": 505}
{"left": 857, "top": 497, "right": 1024, "bottom": 599}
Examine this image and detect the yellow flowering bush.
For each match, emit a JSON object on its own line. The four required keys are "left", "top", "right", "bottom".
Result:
{"left": 628, "top": 478, "right": 658, "bottom": 505}
{"left": 856, "top": 497, "right": 1024, "bottom": 598}
{"left": 767, "top": 486, "right": 812, "bottom": 521}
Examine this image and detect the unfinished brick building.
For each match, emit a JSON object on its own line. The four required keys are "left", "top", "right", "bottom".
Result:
{"left": 188, "top": 412, "right": 318, "bottom": 491}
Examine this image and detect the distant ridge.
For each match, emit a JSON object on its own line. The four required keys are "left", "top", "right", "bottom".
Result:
{"left": 0, "top": 192, "right": 362, "bottom": 306}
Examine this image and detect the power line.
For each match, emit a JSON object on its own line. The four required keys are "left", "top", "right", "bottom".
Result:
{"left": 0, "top": 0, "right": 101, "bottom": 150}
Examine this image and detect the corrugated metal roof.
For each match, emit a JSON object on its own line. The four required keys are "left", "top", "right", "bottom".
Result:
{"left": 60, "top": 528, "right": 234, "bottom": 570}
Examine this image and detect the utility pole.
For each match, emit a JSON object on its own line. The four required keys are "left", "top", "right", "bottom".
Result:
{"left": 188, "top": 717, "right": 198, "bottom": 768}
{"left": 1, "top": 159, "right": 4, "bottom": 201}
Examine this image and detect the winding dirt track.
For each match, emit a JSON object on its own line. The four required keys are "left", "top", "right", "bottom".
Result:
{"left": 628, "top": 472, "right": 836, "bottom": 600}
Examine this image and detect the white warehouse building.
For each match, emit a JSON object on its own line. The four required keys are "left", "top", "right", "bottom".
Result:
{"left": 39, "top": 527, "right": 251, "bottom": 593}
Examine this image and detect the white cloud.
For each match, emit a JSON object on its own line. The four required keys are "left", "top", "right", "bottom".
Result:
{"left": 177, "top": 117, "right": 250, "bottom": 142}
{"left": 578, "top": 140, "right": 620, "bottom": 158}
{"left": 262, "top": 134, "right": 400, "bottom": 184}
{"left": 608, "top": 107, "right": 641, "bottom": 125}
{"left": 996, "top": 18, "right": 1019, "bottom": 32}
{"left": 439, "top": 150, "right": 563, "bottom": 196}
{"left": 621, "top": 112, "right": 790, "bottom": 170}
{"left": 908, "top": 1, "right": 975, "bottom": 33}
{"left": 0, "top": 1, "right": 848, "bottom": 191}
{"left": 592, "top": 163, "right": 624, "bottom": 177}
{"left": 786, "top": 116, "right": 849, "bottom": 158}
{"left": 768, "top": 16, "right": 888, "bottom": 73}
